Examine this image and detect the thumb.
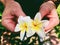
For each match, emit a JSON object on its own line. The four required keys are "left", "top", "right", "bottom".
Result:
{"left": 42, "top": 20, "right": 51, "bottom": 33}
{"left": 45, "top": 18, "right": 59, "bottom": 33}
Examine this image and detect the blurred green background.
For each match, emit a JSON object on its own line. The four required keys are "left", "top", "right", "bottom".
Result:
{"left": 0, "top": 1, "right": 60, "bottom": 45}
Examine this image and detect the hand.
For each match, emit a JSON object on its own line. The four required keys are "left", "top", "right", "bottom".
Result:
{"left": 2, "top": 1, "right": 26, "bottom": 32}
{"left": 45, "top": 9, "right": 59, "bottom": 33}
{"left": 40, "top": 1, "right": 59, "bottom": 33}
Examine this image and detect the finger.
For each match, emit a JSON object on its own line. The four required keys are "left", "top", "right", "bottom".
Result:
{"left": 45, "top": 9, "right": 59, "bottom": 31}
{"left": 2, "top": 19, "right": 16, "bottom": 32}
{"left": 2, "top": 11, "right": 16, "bottom": 32}
{"left": 51, "top": 39, "right": 57, "bottom": 45}
{"left": 45, "top": 18, "right": 58, "bottom": 31}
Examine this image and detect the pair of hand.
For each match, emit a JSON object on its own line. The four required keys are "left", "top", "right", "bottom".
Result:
{"left": 2, "top": 1, "right": 59, "bottom": 33}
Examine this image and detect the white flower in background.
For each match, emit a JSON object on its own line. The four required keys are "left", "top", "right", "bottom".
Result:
{"left": 14, "top": 16, "right": 35, "bottom": 40}
{"left": 30, "top": 12, "right": 49, "bottom": 42}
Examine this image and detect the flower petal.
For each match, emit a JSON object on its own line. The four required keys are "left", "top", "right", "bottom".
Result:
{"left": 20, "top": 30, "right": 25, "bottom": 41}
{"left": 42, "top": 20, "right": 49, "bottom": 28}
{"left": 14, "top": 24, "right": 20, "bottom": 32}
{"left": 18, "top": 16, "right": 24, "bottom": 24}
{"left": 34, "top": 12, "right": 41, "bottom": 21}
{"left": 36, "top": 28, "right": 46, "bottom": 42}
{"left": 26, "top": 28, "right": 35, "bottom": 37}
{"left": 24, "top": 16, "right": 32, "bottom": 23}
{"left": 18, "top": 16, "right": 32, "bottom": 24}
{"left": 37, "top": 28, "right": 46, "bottom": 38}
{"left": 42, "top": 20, "right": 51, "bottom": 33}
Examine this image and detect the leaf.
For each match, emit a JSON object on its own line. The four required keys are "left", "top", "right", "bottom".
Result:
{"left": 0, "top": 13, "right": 2, "bottom": 16}
{"left": 58, "top": 33, "right": 60, "bottom": 39}
{"left": 57, "top": 4, "right": 60, "bottom": 15}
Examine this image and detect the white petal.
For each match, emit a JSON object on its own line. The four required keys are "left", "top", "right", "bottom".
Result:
{"left": 18, "top": 16, "right": 24, "bottom": 24}
{"left": 34, "top": 12, "right": 41, "bottom": 21}
{"left": 42, "top": 20, "right": 49, "bottom": 28}
{"left": 37, "top": 28, "right": 46, "bottom": 38}
{"left": 24, "top": 16, "right": 31, "bottom": 20}
{"left": 20, "top": 30, "right": 25, "bottom": 41}
{"left": 18, "top": 16, "right": 32, "bottom": 24}
{"left": 42, "top": 20, "right": 51, "bottom": 33}
{"left": 24, "top": 16, "right": 32, "bottom": 23}
{"left": 36, "top": 28, "right": 46, "bottom": 42}
{"left": 14, "top": 24, "right": 20, "bottom": 32}
{"left": 24, "top": 37, "right": 27, "bottom": 40}
{"left": 26, "top": 29, "right": 35, "bottom": 37}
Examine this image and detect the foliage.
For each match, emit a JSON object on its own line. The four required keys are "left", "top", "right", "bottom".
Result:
{"left": 57, "top": 4, "right": 60, "bottom": 19}
{"left": 57, "top": 4, "right": 60, "bottom": 14}
{"left": 55, "top": 4, "right": 60, "bottom": 38}
{"left": 0, "top": 2, "right": 4, "bottom": 13}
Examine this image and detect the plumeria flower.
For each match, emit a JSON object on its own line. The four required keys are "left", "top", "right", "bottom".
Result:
{"left": 14, "top": 12, "right": 49, "bottom": 42}
{"left": 14, "top": 16, "right": 35, "bottom": 40}
{"left": 30, "top": 12, "right": 49, "bottom": 42}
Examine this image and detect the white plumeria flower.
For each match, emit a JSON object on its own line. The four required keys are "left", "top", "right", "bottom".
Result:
{"left": 14, "top": 16, "right": 35, "bottom": 40}
{"left": 30, "top": 12, "right": 49, "bottom": 42}
{"left": 14, "top": 12, "right": 49, "bottom": 42}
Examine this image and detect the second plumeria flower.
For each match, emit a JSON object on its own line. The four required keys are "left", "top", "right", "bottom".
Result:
{"left": 30, "top": 12, "right": 49, "bottom": 42}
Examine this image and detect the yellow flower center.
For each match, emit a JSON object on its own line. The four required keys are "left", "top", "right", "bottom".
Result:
{"left": 31, "top": 20, "right": 42, "bottom": 32}
{"left": 19, "top": 23, "right": 28, "bottom": 32}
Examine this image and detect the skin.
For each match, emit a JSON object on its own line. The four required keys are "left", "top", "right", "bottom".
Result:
{"left": 0, "top": 0, "right": 59, "bottom": 32}
{"left": 40, "top": 1, "right": 59, "bottom": 33}
{"left": 1, "top": 0, "right": 26, "bottom": 32}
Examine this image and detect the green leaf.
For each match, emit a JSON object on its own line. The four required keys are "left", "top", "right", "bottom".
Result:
{"left": 57, "top": 4, "right": 60, "bottom": 14}
{"left": 0, "top": 13, "right": 2, "bottom": 16}
{"left": 58, "top": 33, "right": 60, "bottom": 38}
